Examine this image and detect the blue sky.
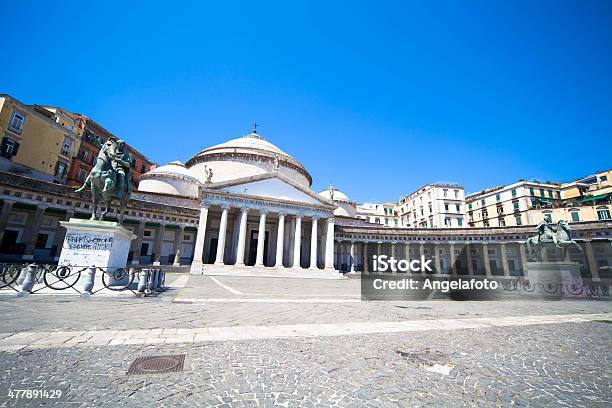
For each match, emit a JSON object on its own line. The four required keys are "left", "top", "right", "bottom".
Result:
{"left": 1, "top": 1, "right": 610, "bottom": 202}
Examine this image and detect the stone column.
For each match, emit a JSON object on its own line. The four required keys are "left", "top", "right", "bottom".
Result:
{"left": 255, "top": 210, "right": 267, "bottom": 267}
{"left": 405, "top": 242, "right": 410, "bottom": 260}
{"left": 518, "top": 243, "right": 528, "bottom": 277}
{"left": 53, "top": 210, "right": 74, "bottom": 260}
{"left": 584, "top": 241, "right": 600, "bottom": 281}
{"left": 235, "top": 208, "right": 249, "bottom": 266}
{"left": 274, "top": 213, "right": 286, "bottom": 268}
{"left": 309, "top": 216, "right": 319, "bottom": 270}
{"left": 391, "top": 242, "right": 396, "bottom": 258}
{"left": 0, "top": 199, "right": 16, "bottom": 245}
{"left": 466, "top": 244, "right": 474, "bottom": 275}
{"left": 172, "top": 226, "right": 185, "bottom": 266}
{"left": 131, "top": 220, "right": 146, "bottom": 265}
{"left": 418, "top": 243, "right": 425, "bottom": 275}
{"left": 190, "top": 204, "right": 209, "bottom": 274}
{"left": 500, "top": 243, "right": 510, "bottom": 278}
{"left": 349, "top": 240, "right": 356, "bottom": 274}
{"left": 363, "top": 242, "right": 369, "bottom": 273}
{"left": 449, "top": 243, "right": 457, "bottom": 276}
{"left": 214, "top": 205, "right": 230, "bottom": 265}
{"left": 292, "top": 214, "right": 302, "bottom": 269}
{"left": 152, "top": 223, "right": 166, "bottom": 266}
{"left": 324, "top": 218, "right": 335, "bottom": 270}
{"left": 434, "top": 244, "right": 442, "bottom": 274}
{"left": 22, "top": 205, "right": 48, "bottom": 261}
{"left": 482, "top": 243, "right": 492, "bottom": 277}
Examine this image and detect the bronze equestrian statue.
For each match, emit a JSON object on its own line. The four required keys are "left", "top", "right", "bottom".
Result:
{"left": 75, "top": 139, "right": 132, "bottom": 222}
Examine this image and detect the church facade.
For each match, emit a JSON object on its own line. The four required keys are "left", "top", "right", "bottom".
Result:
{"left": 0, "top": 128, "right": 611, "bottom": 281}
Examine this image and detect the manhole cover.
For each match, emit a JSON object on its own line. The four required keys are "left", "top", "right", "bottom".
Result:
{"left": 127, "top": 355, "right": 186, "bottom": 375}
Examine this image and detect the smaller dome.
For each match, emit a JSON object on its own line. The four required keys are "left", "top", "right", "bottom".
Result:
{"left": 138, "top": 161, "right": 201, "bottom": 198}
{"left": 319, "top": 186, "right": 351, "bottom": 202}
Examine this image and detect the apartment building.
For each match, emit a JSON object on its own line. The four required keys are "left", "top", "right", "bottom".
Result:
{"left": 395, "top": 183, "right": 466, "bottom": 228}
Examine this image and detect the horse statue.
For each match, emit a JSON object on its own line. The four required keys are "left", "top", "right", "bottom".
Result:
{"left": 525, "top": 220, "right": 582, "bottom": 261}
{"left": 75, "top": 139, "right": 132, "bottom": 221}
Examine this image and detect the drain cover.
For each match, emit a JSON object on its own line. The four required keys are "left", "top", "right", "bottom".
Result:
{"left": 127, "top": 355, "right": 186, "bottom": 375}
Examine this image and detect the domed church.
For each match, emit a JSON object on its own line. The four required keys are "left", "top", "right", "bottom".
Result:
{"left": 138, "top": 128, "right": 340, "bottom": 278}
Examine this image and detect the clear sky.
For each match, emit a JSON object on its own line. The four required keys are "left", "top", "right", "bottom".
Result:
{"left": 1, "top": 0, "right": 610, "bottom": 203}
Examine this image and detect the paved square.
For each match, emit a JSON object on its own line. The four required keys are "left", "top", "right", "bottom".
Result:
{"left": 0, "top": 273, "right": 611, "bottom": 406}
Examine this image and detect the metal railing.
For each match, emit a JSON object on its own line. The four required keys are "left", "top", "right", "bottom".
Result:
{"left": 0, "top": 263, "right": 165, "bottom": 297}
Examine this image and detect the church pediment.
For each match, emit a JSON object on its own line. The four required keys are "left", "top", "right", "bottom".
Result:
{"left": 210, "top": 174, "right": 334, "bottom": 207}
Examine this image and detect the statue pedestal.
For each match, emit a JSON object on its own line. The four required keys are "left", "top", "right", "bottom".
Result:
{"left": 526, "top": 261, "right": 584, "bottom": 299}
{"left": 58, "top": 219, "right": 136, "bottom": 270}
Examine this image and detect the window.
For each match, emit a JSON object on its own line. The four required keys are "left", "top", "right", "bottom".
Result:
{"left": 515, "top": 216, "right": 522, "bottom": 225}
{"left": 497, "top": 206, "right": 504, "bottom": 214}
{"left": 82, "top": 150, "right": 89, "bottom": 161}
{"left": 444, "top": 218, "right": 451, "bottom": 226}
{"left": 496, "top": 193, "right": 501, "bottom": 201}
{"left": 8, "top": 111, "right": 25, "bottom": 133}
{"left": 513, "top": 201, "right": 520, "bottom": 210}
{"left": 529, "top": 187, "right": 534, "bottom": 196}
{"left": 601, "top": 175, "right": 608, "bottom": 182}
{"left": 443, "top": 189, "right": 448, "bottom": 197}
{"left": 481, "top": 199, "right": 485, "bottom": 206}
{"left": 468, "top": 203, "right": 472, "bottom": 210}
{"left": 54, "top": 161, "right": 67, "bottom": 177}
{"left": 556, "top": 191, "right": 561, "bottom": 199}
{"left": 498, "top": 218, "right": 506, "bottom": 227}
{"left": 597, "top": 209, "right": 611, "bottom": 220}
{"left": 454, "top": 190, "right": 459, "bottom": 199}
{"left": 531, "top": 198, "right": 537, "bottom": 208}
{"left": 511, "top": 189, "right": 517, "bottom": 197}
{"left": 540, "top": 188, "right": 545, "bottom": 197}
{"left": 456, "top": 204, "right": 460, "bottom": 212}
{"left": 78, "top": 168, "right": 87, "bottom": 182}
{"left": 457, "top": 218, "right": 463, "bottom": 227}
{"left": 140, "top": 164, "right": 146, "bottom": 173}
{"left": 35, "top": 233, "right": 49, "bottom": 249}
{"left": 0, "top": 137, "right": 19, "bottom": 159}
{"left": 60, "top": 137, "right": 72, "bottom": 156}
{"left": 444, "top": 203, "right": 449, "bottom": 211}
{"left": 131, "top": 157, "right": 136, "bottom": 168}
{"left": 548, "top": 190, "right": 553, "bottom": 198}
{"left": 571, "top": 212, "right": 580, "bottom": 222}
{"left": 543, "top": 213, "right": 552, "bottom": 223}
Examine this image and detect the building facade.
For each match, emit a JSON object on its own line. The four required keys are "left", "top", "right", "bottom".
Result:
{"left": 395, "top": 183, "right": 465, "bottom": 228}
{"left": 0, "top": 95, "right": 80, "bottom": 184}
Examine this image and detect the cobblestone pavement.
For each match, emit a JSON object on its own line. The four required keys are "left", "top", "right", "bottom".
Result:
{"left": 0, "top": 274, "right": 611, "bottom": 406}
{"left": 0, "top": 322, "right": 610, "bottom": 407}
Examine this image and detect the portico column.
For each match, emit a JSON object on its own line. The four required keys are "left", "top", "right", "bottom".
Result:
{"left": 390, "top": 242, "right": 397, "bottom": 275}
{"left": 500, "top": 243, "right": 510, "bottom": 278}
{"left": 172, "top": 226, "right": 185, "bottom": 266}
{"left": 434, "top": 244, "right": 442, "bottom": 274}
{"left": 53, "top": 210, "right": 74, "bottom": 260}
{"left": 482, "top": 243, "right": 492, "bottom": 277}
{"left": 363, "top": 242, "right": 369, "bottom": 273}
{"left": 0, "top": 199, "right": 16, "bottom": 244}
{"left": 449, "top": 243, "right": 457, "bottom": 276}
{"left": 518, "top": 243, "right": 528, "bottom": 276}
{"left": 190, "top": 204, "right": 210, "bottom": 274}
{"left": 131, "top": 220, "right": 146, "bottom": 265}
{"left": 418, "top": 243, "right": 425, "bottom": 275}
{"left": 22, "top": 205, "right": 48, "bottom": 261}
{"left": 309, "top": 216, "right": 319, "bottom": 270}
{"left": 292, "top": 214, "right": 303, "bottom": 268}
{"left": 466, "top": 243, "right": 474, "bottom": 275}
{"left": 235, "top": 208, "right": 249, "bottom": 266}
{"left": 274, "top": 213, "right": 286, "bottom": 268}
{"left": 584, "top": 241, "right": 600, "bottom": 281}
{"left": 255, "top": 210, "right": 267, "bottom": 267}
{"left": 152, "top": 223, "right": 166, "bottom": 266}
{"left": 214, "top": 205, "right": 230, "bottom": 265}
{"left": 349, "top": 240, "right": 356, "bottom": 274}
{"left": 324, "top": 218, "right": 335, "bottom": 271}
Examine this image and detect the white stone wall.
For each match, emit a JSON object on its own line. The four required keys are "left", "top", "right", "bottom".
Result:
{"left": 138, "top": 178, "right": 199, "bottom": 198}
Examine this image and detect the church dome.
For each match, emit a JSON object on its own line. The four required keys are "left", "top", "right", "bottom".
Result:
{"left": 138, "top": 161, "right": 200, "bottom": 198}
{"left": 319, "top": 186, "right": 356, "bottom": 217}
{"left": 319, "top": 186, "right": 351, "bottom": 202}
{"left": 185, "top": 130, "right": 312, "bottom": 187}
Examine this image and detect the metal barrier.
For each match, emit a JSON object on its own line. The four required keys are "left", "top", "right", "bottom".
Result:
{"left": 0, "top": 263, "right": 165, "bottom": 297}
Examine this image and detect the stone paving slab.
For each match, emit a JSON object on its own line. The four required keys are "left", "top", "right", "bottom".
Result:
{"left": 0, "top": 313, "right": 610, "bottom": 352}
{"left": 0, "top": 322, "right": 610, "bottom": 407}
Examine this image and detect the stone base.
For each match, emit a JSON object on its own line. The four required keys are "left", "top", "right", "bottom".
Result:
{"left": 526, "top": 261, "right": 584, "bottom": 298}
{"left": 58, "top": 218, "right": 136, "bottom": 270}
{"left": 196, "top": 264, "right": 344, "bottom": 279}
